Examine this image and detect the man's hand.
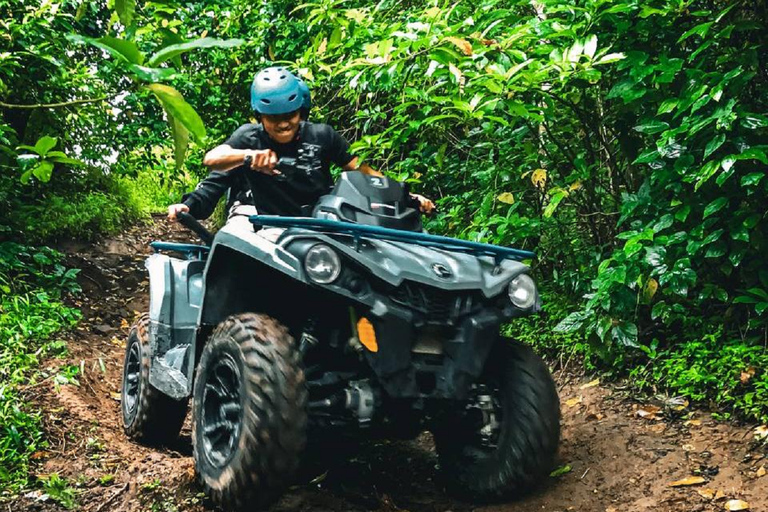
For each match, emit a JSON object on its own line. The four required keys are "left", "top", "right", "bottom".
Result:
{"left": 247, "top": 149, "right": 280, "bottom": 175}
{"left": 167, "top": 203, "right": 190, "bottom": 221}
{"left": 410, "top": 193, "right": 435, "bottom": 214}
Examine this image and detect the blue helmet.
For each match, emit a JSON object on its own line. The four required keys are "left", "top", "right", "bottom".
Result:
{"left": 250, "top": 67, "right": 303, "bottom": 115}
{"left": 297, "top": 78, "right": 311, "bottom": 119}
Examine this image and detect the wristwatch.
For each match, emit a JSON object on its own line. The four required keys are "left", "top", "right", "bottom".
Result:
{"left": 243, "top": 154, "right": 252, "bottom": 168}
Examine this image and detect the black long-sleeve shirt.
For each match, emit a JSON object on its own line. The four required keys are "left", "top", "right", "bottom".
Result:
{"left": 182, "top": 121, "right": 355, "bottom": 219}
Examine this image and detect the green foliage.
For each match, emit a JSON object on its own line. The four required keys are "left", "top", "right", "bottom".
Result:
{"left": 67, "top": 17, "right": 243, "bottom": 168}
{"left": 16, "top": 135, "right": 84, "bottom": 184}
{"left": 630, "top": 330, "right": 768, "bottom": 423}
{"left": 0, "top": 243, "right": 81, "bottom": 492}
{"left": 0, "top": 0, "right": 766, "bottom": 430}
{"left": 38, "top": 473, "right": 78, "bottom": 509}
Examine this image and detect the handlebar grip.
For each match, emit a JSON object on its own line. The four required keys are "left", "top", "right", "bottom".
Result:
{"left": 243, "top": 154, "right": 288, "bottom": 181}
{"left": 177, "top": 212, "right": 214, "bottom": 246}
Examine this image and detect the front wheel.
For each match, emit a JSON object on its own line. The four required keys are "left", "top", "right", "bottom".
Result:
{"left": 193, "top": 313, "right": 307, "bottom": 511}
{"left": 432, "top": 339, "right": 560, "bottom": 501}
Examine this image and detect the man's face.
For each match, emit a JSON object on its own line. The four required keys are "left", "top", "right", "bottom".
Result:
{"left": 262, "top": 110, "right": 301, "bottom": 144}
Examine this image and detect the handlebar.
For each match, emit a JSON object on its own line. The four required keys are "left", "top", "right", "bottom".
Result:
{"left": 177, "top": 211, "right": 214, "bottom": 246}
{"left": 242, "top": 154, "right": 436, "bottom": 215}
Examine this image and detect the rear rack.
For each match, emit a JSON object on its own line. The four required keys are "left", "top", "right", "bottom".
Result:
{"left": 250, "top": 216, "right": 535, "bottom": 263}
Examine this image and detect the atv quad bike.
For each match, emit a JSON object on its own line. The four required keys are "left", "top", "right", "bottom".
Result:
{"left": 121, "top": 162, "right": 560, "bottom": 510}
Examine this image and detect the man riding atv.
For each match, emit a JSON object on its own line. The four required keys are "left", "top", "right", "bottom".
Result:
{"left": 124, "top": 66, "right": 560, "bottom": 511}
{"left": 167, "top": 66, "right": 433, "bottom": 224}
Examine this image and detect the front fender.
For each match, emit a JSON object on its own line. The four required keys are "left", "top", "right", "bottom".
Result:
{"left": 145, "top": 253, "right": 205, "bottom": 399}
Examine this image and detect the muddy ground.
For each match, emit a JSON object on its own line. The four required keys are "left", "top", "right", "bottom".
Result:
{"left": 10, "top": 215, "right": 768, "bottom": 512}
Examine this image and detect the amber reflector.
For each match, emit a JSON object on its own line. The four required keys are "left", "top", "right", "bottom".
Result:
{"left": 357, "top": 317, "right": 378, "bottom": 353}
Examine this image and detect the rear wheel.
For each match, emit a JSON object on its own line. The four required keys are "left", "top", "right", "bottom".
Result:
{"left": 432, "top": 339, "right": 560, "bottom": 501}
{"left": 121, "top": 314, "right": 188, "bottom": 444}
{"left": 193, "top": 313, "right": 307, "bottom": 511}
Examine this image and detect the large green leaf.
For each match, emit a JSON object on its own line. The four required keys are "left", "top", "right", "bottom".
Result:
{"left": 612, "top": 321, "right": 638, "bottom": 348}
{"left": 147, "top": 37, "right": 245, "bottom": 67}
{"left": 146, "top": 84, "right": 206, "bottom": 142}
{"left": 115, "top": 0, "right": 135, "bottom": 27}
{"left": 634, "top": 121, "right": 669, "bottom": 134}
{"left": 735, "top": 148, "right": 768, "bottom": 165}
{"left": 99, "top": 36, "right": 143, "bottom": 65}
{"left": 128, "top": 64, "right": 177, "bottom": 82}
{"left": 703, "top": 133, "right": 725, "bottom": 159}
{"left": 703, "top": 197, "right": 728, "bottom": 219}
{"left": 167, "top": 112, "right": 190, "bottom": 169}
{"left": 32, "top": 161, "right": 54, "bottom": 182}
{"left": 34, "top": 136, "right": 57, "bottom": 156}
{"left": 543, "top": 189, "right": 568, "bottom": 218}
{"left": 553, "top": 311, "right": 589, "bottom": 333}
{"left": 68, "top": 34, "right": 144, "bottom": 65}
{"left": 47, "top": 151, "right": 85, "bottom": 166}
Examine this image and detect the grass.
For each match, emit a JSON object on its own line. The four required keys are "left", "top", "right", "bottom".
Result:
{"left": 0, "top": 243, "right": 81, "bottom": 495}
{"left": 509, "top": 288, "right": 768, "bottom": 424}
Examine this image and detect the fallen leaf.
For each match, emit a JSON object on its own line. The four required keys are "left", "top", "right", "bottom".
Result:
{"left": 663, "top": 396, "right": 689, "bottom": 411}
{"left": 755, "top": 465, "right": 766, "bottom": 478}
{"left": 580, "top": 378, "right": 600, "bottom": 389}
{"left": 715, "top": 490, "right": 727, "bottom": 500}
{"left": 566, "top": 396, "right": 583, "bottom": 407}
{"left": 585, "top": 410, "right": 604, "bottom": 422}
{"left": 682, "top": 444, "right": 696, "bottom": 452}
{"left": 606, "top": 508, "right": 617, "bottom": 512}
{"left": 309, "top": 471, "right": 327, "bottom": 485}
{"left": 669, "top": 476, "right": 706, "bottom": 487}
{"left": 725, "top": 499, "right": 749, "bottom": 511}
{"left": 549, "top": 464, "right": 572, "bottom": 477}
{"left": 697, "top": 488, "right": 715, "bottom": 499}
{"left": 636, "top": 405, "right": 662, "bottom": 420}
{"left": 110, "top": 392, "right": 121, "bottom": 402}
{"left": 685, "top": 419, "right": 702, "bottom": 427}
{"left": 754, "top": 425, "right": 768, "bottom": 441}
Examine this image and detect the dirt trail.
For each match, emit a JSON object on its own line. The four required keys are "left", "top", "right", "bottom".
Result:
{"left": 11, "top": 216, "right": 768, "bottom": 512}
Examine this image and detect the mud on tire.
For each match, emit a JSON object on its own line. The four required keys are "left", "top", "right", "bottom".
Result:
{"left": 192, "top": 313, "right": 308, "bottom": 511}
{"left": 121, "top": 313, "right": 188, "bottom": 444}
{"left": 432, "top": 339, "right": 560, "bottom": 501}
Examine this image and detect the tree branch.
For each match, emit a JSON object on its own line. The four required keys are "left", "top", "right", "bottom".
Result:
{"left": 0, "top": 96, "right": 109, "bottom": 109}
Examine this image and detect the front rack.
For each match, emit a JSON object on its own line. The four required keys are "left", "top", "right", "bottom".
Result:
{"left": 250, "top": 215, "right": 535, "bottom": 263}
{"left": 150, "top": 242, "right": 210, "bottom": 260}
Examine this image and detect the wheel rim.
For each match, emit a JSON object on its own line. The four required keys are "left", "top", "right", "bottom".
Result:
{"left": 201, "top": 353, "right": 243, "bottom": 468}
{"left": 123, "top": 338, "right": 141, "bottom": 421}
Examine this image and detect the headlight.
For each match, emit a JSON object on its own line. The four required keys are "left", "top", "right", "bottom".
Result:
{"left": 508, "top": 274, "right": 537, "bottom": 309}
{"left": 304, "top": 244, "right": 341, "bottom": 284}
